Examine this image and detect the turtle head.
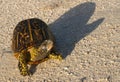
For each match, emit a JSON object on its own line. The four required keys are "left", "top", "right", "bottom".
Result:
{"left": 38, "top": 40, "right": 53, "bottom": 53}
{"left": 28, "top": 40, "right": 53, "bottom": 61}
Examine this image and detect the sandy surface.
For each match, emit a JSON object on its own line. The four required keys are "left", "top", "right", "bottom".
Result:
{"left": 0, "top": 0, "right": 120, "bottom": 82}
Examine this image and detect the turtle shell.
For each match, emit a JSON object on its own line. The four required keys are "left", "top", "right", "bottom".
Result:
{"left": 12, "top": 18, "right": 53, "bottom": 53}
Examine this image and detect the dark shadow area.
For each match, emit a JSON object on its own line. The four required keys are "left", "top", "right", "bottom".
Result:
{"left": 29, "top": 64, "right": 38, "bottom": 75}
{"left": 49, "top": 2, "right": 104, "bottom": 58}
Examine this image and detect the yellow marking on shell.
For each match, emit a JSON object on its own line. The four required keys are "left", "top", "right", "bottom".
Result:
{"left": 20, "top": 32, "right": 27, "bottom": 38}
{"left": 34, "top": 29, "right": 39, "bottom": 36}
{"left": 23, "top": 25, "right": 27, "bottom": 33}
{"left": 16, "top": 32, "right": 19, "bottom": 49}
{"left": 27, "top": 20, "right": 33, "bottom": 42}
{"left": 41, "top": 28, "right": 46, "bottom": 39}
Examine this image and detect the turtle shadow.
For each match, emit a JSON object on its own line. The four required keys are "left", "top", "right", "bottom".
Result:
{"left": 29, "top": 2, "right": 104, "bottom": 75}
{"left": 49, "top": 2, "right": 104, "bottom": 58}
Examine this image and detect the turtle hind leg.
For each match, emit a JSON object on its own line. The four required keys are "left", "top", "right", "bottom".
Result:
{"left": 18, "top": 51, "right": 30, "bottom": 76}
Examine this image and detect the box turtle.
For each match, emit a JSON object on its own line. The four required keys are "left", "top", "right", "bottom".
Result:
{"left": 12, "top": 18, "right": 62, "bottom": 76}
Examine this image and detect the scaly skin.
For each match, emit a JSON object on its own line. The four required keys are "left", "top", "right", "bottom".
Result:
{"left": 49, "top": 53, "right": 62, "bottom": 60}
{"left": 18, "top": 50, "right": 30, "bottom": 76}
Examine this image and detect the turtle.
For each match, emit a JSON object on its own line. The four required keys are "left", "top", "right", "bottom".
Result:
{"left": 12, "top": 18, "right": 62, "bottom": 76}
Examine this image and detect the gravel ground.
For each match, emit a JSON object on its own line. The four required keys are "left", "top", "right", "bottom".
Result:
{"left": 0, "top": 0, "right": 120, "bottom": 82}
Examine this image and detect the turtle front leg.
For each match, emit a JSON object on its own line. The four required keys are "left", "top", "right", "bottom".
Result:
{"left": 49, "top": 46, "right": 63, "bottom": 60}
{"left": 18, "top": 51, "right": 30, "bottom": 76}
{"left": 48, "top": 53, "right": 62, "bottom": 60}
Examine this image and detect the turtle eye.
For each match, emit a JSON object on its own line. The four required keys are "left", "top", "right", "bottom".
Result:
{"left": 41, "top": 46, "right": 46, "bottom": 50}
